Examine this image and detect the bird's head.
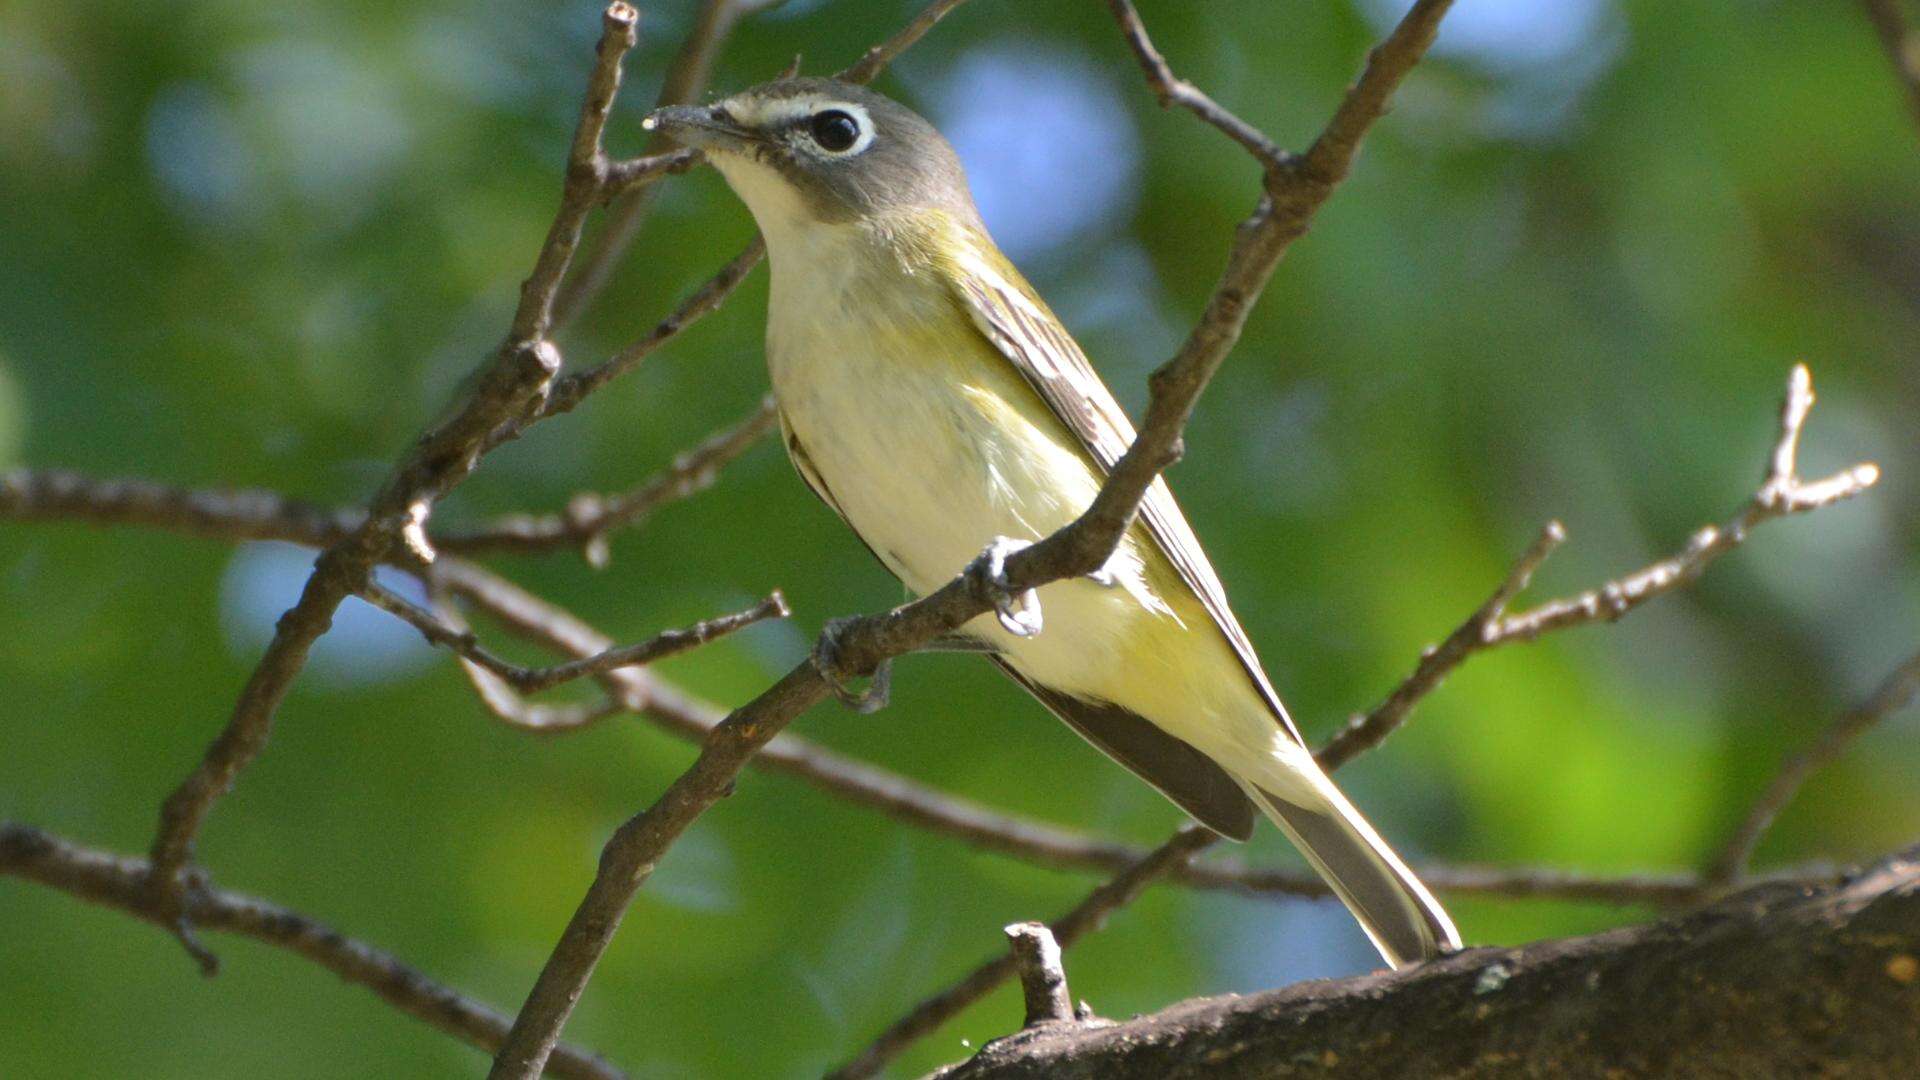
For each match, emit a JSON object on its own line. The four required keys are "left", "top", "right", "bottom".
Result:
{"left": 644, "top": 77, "right": 980, "bottom": 242}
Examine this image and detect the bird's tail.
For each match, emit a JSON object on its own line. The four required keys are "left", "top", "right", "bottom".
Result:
{"left": 1242, "top": 770, "right": 1459, "bottom": 969}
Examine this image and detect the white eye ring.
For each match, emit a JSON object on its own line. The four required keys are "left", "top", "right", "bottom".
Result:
{"left": 808, "top": 110, "right": 862, "bottom": 153}
{"left": 797, "top": 100, "right": 875, "bottom": 156}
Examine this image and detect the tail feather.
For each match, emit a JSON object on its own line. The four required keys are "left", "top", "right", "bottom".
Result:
{"left": 1244, "top": 778, "right": 1459, "bottom": 969}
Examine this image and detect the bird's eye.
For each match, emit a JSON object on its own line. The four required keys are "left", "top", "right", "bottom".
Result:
{"left": 808, "top": 109, "right": 861, "bottom": 153}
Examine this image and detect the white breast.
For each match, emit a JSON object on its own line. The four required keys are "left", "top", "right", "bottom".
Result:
{"left": 763, "top": 225, "right": 1034, "bottom": 591}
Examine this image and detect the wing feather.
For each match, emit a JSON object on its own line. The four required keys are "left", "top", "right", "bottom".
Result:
{"left": 946, "top": 242, "right": 1306, "bottom": 746}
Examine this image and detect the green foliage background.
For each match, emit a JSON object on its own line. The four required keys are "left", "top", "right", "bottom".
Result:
{"left": 2, "top": 1, "right": 1916, "bottom": 1076}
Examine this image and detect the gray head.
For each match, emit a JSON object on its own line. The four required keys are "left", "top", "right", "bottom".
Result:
{"left": 645, "top": 77, "right": 981, "bottom": 234}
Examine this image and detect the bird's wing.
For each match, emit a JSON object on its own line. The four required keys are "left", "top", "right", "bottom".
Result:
{"left": 785, "top": 395, "right": 1255, "bottom": 838}
{"left": 991, "top": 658, "right": 1256, "bottom": 840}
{"left": 778, "top": 404, "right": 907, "bottom": 578}
{"left": 778, "top": 405, "right": 846, "bottom": 520}
{"left": 944, "top": 239, "right": 1306, "bottom": 747}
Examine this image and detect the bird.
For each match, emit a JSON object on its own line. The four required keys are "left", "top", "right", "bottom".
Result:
{"left": 644, "top": 77, "right": 1460, "bottom": 969}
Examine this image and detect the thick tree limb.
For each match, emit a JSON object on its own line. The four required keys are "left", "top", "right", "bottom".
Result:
{"left": 933, "top": 847, "right": 1920, "bottom": 1079}
{"left": 0, "top": 823, "right": 624, "bottom": 1080}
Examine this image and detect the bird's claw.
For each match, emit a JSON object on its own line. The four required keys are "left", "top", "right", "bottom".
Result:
{"left": 810, "top": 616, "right": 892, "bottom": 713}
{"left": 973, "top": 536, "right": 1044, "bottom": 638}
{"left": 1083, "top": 559, "right": 1119, "bottom": 589}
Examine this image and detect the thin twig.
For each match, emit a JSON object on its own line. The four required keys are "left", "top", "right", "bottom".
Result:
{"left": 1319, "top": 521, "right": 1564, "bottom": 770}
{"left": 553, "top": 0, "right": 777, "bottom": 330}
{"left": 0, "top": 471, "right": 1848, "bottom": 910}
{"left": 838, "top": 0, "right": 974, "bottom": 83}
{"left": 1104, "top": 0, "right": 1289, "bottom": 167}
{"left": 360, "top": 578, "right": 787, "bottom": 694}
{"left": 1322, "top": 366, "right": 1879, "bottom": 769}
{"left": 0, "top": 823, "right": 625, "bottom": 1080}
{"left": 1706, "top": 648, "right": 1920, "bottom": 885}
{"left": 1863, "top": 0, "right": 1920, "bottom": 132}
{"left": 522, "top": 239, "right": 768, "bottom": 433}
{"left": 444, "top": 397, "right": 777, "bottom": 562}
{"left": 825, "top": 829, "right": 1216, "bottom": 1080}
{"left": 598, "top": 147, "right": 702, "bottom": 203}
{"left": 1492, "top": 369, "right": 1877, "bottom": 642}
{"left": 0, "top": 470, "right": 365, "bottom": 545}
{"left": 1006, "top": 922, "right": 1076, "bottom": 1027}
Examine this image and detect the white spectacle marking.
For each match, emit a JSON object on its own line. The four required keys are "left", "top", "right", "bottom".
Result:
{"left": 721, "top": 93, "right": 876, "bottom": 156}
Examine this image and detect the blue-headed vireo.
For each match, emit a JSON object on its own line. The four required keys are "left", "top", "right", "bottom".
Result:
{"left": 645, "top": 78, "right": 1459, "bottom": 968}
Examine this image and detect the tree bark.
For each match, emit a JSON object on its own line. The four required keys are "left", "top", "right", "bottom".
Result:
{"left": 935, "top": 847, "right": 1920, "bottom": 1079}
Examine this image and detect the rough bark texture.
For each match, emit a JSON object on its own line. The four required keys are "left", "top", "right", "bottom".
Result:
{"left": 935, "top": 847, "right": 1920, "bottom": 1079}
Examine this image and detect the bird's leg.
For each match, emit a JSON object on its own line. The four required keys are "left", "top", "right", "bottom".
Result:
{"left": 972, "top": 536, "right": 1044, "bottom": 637}
{"left": 811, "top": 616, "right": 893, "bottom": 713}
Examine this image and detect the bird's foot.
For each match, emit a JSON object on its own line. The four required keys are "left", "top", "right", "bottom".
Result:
{"left": 1083, "top": 555, "right": 1120, "bottom": 589}
{"left": 971, "top": 536, "right": 1044, "bottom": 637}
{"left": 810, "top": 616, "right": 892, "bottom": 713}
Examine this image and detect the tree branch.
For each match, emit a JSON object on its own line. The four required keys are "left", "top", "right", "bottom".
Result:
{"left": 0, "top": 470, "right": 1855, "bottom": 910}
{"left": 1103, "top": 0, "right": 1288, "bottom": 167}
{"left": 0, "top": 823, "right": 624, "bottom": 1080}
{"left": 1319, "top": 520, "right": 1563, "bottom": 770}
{"left": 484, "top": 3, "right": 1456, "bottom": 1071}
{"left": 827, "top": 360, "right": 1877, "bottom": 1074}
{"left": 0, "top": 469, "right": 363, "bottom": 544}
{"left": 1321, "top": 365, "right": 1879, "bottom": 769}
{"left": 138, "top": 4, "right": 643, "bottom": 967}
{"left": 934, "top": 847, "right": 1920, "bottom": 1079}
{"left": 359, "top": 578, "right": 787, "bottom": 694}
{"left": 1706, "top": 647, "right": 1920, "bottom": 885}
{"left": 838, "top": 0, "right": 975, "bottom": 84}
{"left": 442, "top": 397, "right": 777, "bottom": 563}
{"left": 518, "top": 240, "right": 768, "bottom": 435}
{"left": 1863, "top": 0, "right": 1920, "bottom": 133}
{"left": 1005, "top": 922, "right": 1077, "bottom": 1028}
{"left": 553, "top": 0, "right": 786, "bottom": 330}
{"left": 827, "top": 829, "right": 1217, "bottom": 1080}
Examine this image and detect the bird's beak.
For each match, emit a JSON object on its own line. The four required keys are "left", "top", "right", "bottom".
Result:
{"left": 642, "top": 103, "right": 756, "bottom": 151}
